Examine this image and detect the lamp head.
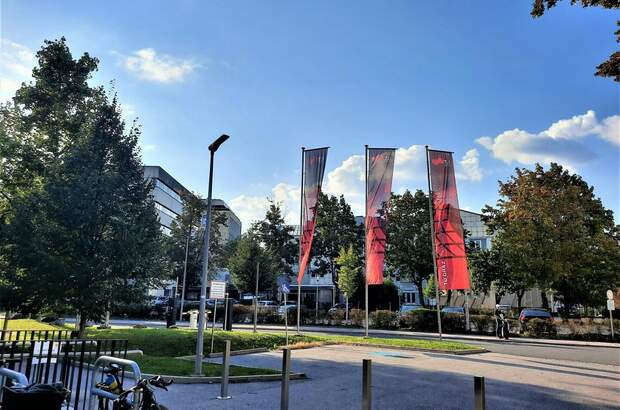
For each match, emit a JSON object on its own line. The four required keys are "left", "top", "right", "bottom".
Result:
{"left": 209, "top": 134, "right": 230, "bottom": 152}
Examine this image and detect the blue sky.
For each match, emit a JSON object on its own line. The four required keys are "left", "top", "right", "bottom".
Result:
{"left": 1, "top": 0, "right": 618, "bottom": 229}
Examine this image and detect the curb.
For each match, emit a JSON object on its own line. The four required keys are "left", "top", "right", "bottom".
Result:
{"left": 337, "top": 342, "right": 489, "bottom": 355}
{"left": 140, "top": 372, "right": 308, "bottom": 384}
{"left": 205, "top": 347, "right": 268, "bottom": 358}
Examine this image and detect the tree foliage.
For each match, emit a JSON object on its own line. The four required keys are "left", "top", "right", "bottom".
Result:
{"left": 530, "top": 0, "right": 620, "bottom": 82}
{"left": 0, "top": 38, "right": 167, "bottom": 335}
{"left": 313, "top": 194, "right": 363, "bottom": 296}
{"left": 482, "top": 163, "right": 620, "bottom": 311}
{"left": 335, "top": 245, "right": 361, "bottom": 300}
{"left": 227, "top": 232, "right": 278, "bottom": 294}
{"left": 254, "top": 200, "right": 296, "bottom": 276}
{"left": 384, "top": 189, "right": 433, "bottom": 306}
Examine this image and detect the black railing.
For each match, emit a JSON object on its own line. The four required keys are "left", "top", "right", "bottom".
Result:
{"left": 0, "top": 338, "right": 129, "bottom": 410}
{"left": 0, "top": 329, "right": 77, "bottom": 342}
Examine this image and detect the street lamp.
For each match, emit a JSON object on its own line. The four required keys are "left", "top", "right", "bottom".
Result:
{"left": 195, "top": 134, "right": 230, "bottom": 375}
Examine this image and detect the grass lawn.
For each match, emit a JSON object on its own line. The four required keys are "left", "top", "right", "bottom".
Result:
{"left": 0, "top": 318, "right": 63, "bottom": 331}
{"left": 87, "top": 328, "right": 479, "bottom": 356}
{"left": 127, "top": 354, "right": 278, "bottom": 377}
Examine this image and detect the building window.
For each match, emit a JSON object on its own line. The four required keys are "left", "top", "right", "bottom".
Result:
{"left": 155, "top": 179, "right": 181, "bottom": 202}
{"left": 155, "top": 202, "right": 179, "bottom": 219}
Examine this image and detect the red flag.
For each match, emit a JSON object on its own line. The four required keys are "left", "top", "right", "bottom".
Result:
{"left": 427, "top": 149, "right": 471, "bottom": 290}
{"left": 365, "top": 148, "right": 396, "bottom": 285}
{"left": 297, "top": 148, "right": 328, "bottom": 284}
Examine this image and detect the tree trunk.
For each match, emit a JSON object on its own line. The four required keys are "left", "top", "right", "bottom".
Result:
{"left": 415, "top": 278, "right": 425, "bottom": 307}
{"left": 516, "top": 290, "right": 525, "bottom": 312}
{"left": 78, "top": 312, "right": 88, "bottom": 338}
{"left": 345, "top": 297, "right": 349, "bottom": 321}
{"left": 1, "top": 311, "right": 10, "bottom": 340}
{"left": 540, "top": 291, "right": 549, "bottom": 309}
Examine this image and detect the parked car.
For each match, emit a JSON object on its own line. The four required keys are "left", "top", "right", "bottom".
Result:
{"left": 258, "top": 300, "right": 278, "bottom": 307}
{"left": 399, "top": 303, "right": 423, "bottom": 317}
{"left": 328, "top": 303, "right": 347, "bottom": 315}
{"left": 441, "top": 306, "right": 465, "bottom": 315}
{"left": 277, "top": 303, "right": 297, "bottom": 316}
{"left": 519, "top": 308, "right": 553, "bottom": 325}
{"left": 206, "top": 299, "right": 225, "bottom": 309}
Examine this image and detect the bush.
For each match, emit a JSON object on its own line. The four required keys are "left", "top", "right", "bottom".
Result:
{"left": 233, "top": 305, "right": 253, "bottom": 323}
{"left": 398, "top": 309, "right": 437, "bottom": 332}
{"left": 112, "top": 303, "right": 165, "bottom": 320}
{"left": 470, "top": 314, "right": 494, "bottom": 334}
{"left": 349, "top": 309, "right": 365, "bottom": 327}
{"left": 442, "top": 313, "right": 465, "bottom": 333}
{"left": 524, "top": 318, "right": 557, "bottom": 338}
{"left": 370, "top": 310, "right": 397, "bottom": 329}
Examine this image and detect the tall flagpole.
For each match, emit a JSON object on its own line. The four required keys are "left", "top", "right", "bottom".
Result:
{"left": 297, "top": 147, "right": 305, "bottom": 334}
{"left": 364, "top": 144, "right": 369, "bottom": 338}
{"left": 425, "top": 145, "right": 443, "bottom": 341}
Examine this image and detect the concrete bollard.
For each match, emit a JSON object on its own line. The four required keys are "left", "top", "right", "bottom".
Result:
{"left": 280, "top": 348, "right": 291, "bottom": 410}
{"left": 474, "top": 376, "right": 485, "bottom": 410}
{"left": 217, "top": 340, "right": 231, "bottom": 400}
{"left": 362, "top": 359, "right": 372, "bottom": 410}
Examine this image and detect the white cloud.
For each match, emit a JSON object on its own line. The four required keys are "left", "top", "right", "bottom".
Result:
{"left": 457, "top": 148, "right": 483, "bottom": 182}
{"left": 476, "top": 110, "right": 618, "bottom": 168}
{"left": 229, "top": 183, "right": 300, "bottom": 231}
{"left": 121, "top": 48, "right": 197, "bottom": 83}
{"left": 0, "top": 39, "right": 35, "bottom": 101}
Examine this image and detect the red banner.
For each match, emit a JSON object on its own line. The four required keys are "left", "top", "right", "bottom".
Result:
{"left": 365, "top": 148, "right": 396, "bottom": 285}
{"left": 427, "top": 149, "right": 471, "bottom": 290}
{"left": 297, "top": 147, "right": 328, "bottom": 284}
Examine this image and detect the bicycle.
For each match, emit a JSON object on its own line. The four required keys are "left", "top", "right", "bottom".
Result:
{"left": 112, "top": 375, "right": 173, "bottom": 410}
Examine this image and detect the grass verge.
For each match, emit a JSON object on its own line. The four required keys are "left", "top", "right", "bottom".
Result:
{"left": 127, "top": 354, "right": 278, "bottom": 377}
{"left": 0, "top": 319, "right": 62, "bottom": 331}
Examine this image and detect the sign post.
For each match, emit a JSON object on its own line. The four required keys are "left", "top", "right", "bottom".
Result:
{"left": 209, "top": 281, "right": 227, "bottom": 355}
{"left": 279, "top": 277, "right": 291, "bottom": 347}
{"left": 607, "top": 289, "right": 615, "bottom": 340}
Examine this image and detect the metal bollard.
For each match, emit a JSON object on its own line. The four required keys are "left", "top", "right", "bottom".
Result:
{"left": 280, "top": 348, "right": 291, "bottom": 410}
{"left": 362, "top": 359, "right": 372, "bottom": 410}
{"left": 474, "top": 376, "right": 485, "bottom": 410}
{"left": 217, "top": 340, "right": 231, "bottom": 400}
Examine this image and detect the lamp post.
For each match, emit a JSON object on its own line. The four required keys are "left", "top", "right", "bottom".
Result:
{"left": 195, "top": 134, "right": 230, "bottom": 376}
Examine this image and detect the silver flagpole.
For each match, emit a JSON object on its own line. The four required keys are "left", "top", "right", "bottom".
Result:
{"left": 425, "top": 145, "right": 443, "bottom": 341}
{"left": 364, "top": 144, "right": 369, "bottom": 338}
{"left": 297, "top": 147, "right": 305, "bottom": 334}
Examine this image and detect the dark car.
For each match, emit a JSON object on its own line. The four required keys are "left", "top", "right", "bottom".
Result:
{"left": 519, "top": 308, "right": 553, "bottom": 324}
{"left": 328, "top": 303, "right": 347, "bottom": 315}
{"left": 441, "top": 306, "right": 465, "bottom": 315}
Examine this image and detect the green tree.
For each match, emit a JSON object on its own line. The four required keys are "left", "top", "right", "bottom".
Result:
{"left": 228, "top": 232, "right": 278, "bottom": 294}
{"left": 313, "top": 194, "right": 363, "bottom": 303}
{"left": 335, "top": 245, "right": 361, "bottom": 320}
{"left": 384, "top": 189, "right": 433, "bottom": 306}
{"left": 482, "top": 163, "right": 620, "bottom": 312}
{"left": 0, "top": 38, "right": 167, "bottom": 336}
{"left": 255, "top": 200, "right": 296, "bottom": 276}
{"left": 530, "top": 1, "right": 619, "bottom": 82}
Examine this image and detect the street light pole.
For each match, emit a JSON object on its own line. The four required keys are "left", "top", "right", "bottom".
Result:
{"left": 195, "top": 134, "right": 230, "bottom": 376}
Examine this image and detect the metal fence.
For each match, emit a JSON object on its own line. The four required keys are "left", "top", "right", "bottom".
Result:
{"left": 0, "top": 337, "right": 129, "bottom": 410}
{"left": 0, "top": 329, "right": 77, "bottom": 342}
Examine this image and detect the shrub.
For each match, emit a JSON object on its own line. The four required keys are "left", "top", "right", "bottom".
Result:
{"left": 524, "top": 318, "right": 557, "bottom": 338}
{"left": 233, "top": 305, "right": 253, "bottom": 323}
{"left": 370, "top": 310, "right": 397, "bottom": 329}
{"left": 470, "top": 314, "right": 494, "bottom": 334}
{"left": 349, "top": 309, "right": 365, "bottom": 327}
{"left": 398, "top": 309, "right": 437, "bottom": 332}
{"left": 329, "top": 309, "right": 345, "bottom": 326}
{"left": 442, "top": 313, "right": 465, "bottom": 333}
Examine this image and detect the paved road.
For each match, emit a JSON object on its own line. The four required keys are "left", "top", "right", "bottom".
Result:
{"left": 70, "top": 318, "right": 619, "bottom": 366}
{"left": 157, "top": 344, "right": 620, "bottom": 410}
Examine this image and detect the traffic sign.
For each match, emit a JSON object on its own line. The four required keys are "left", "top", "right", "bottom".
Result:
{"left": 277, "top": 276, "right": 291, "bottom": 294}
{"left": 607, "top": 289, "right": 614, "bottom": 300}
{"left": 607, "top": 299, "right": 615, "bottom": 311}
{"left": 209, "top": 281, "right": 226, "bottom": 299}
{"left": 281, "top": 282, "right": 291, "bottom": 294}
